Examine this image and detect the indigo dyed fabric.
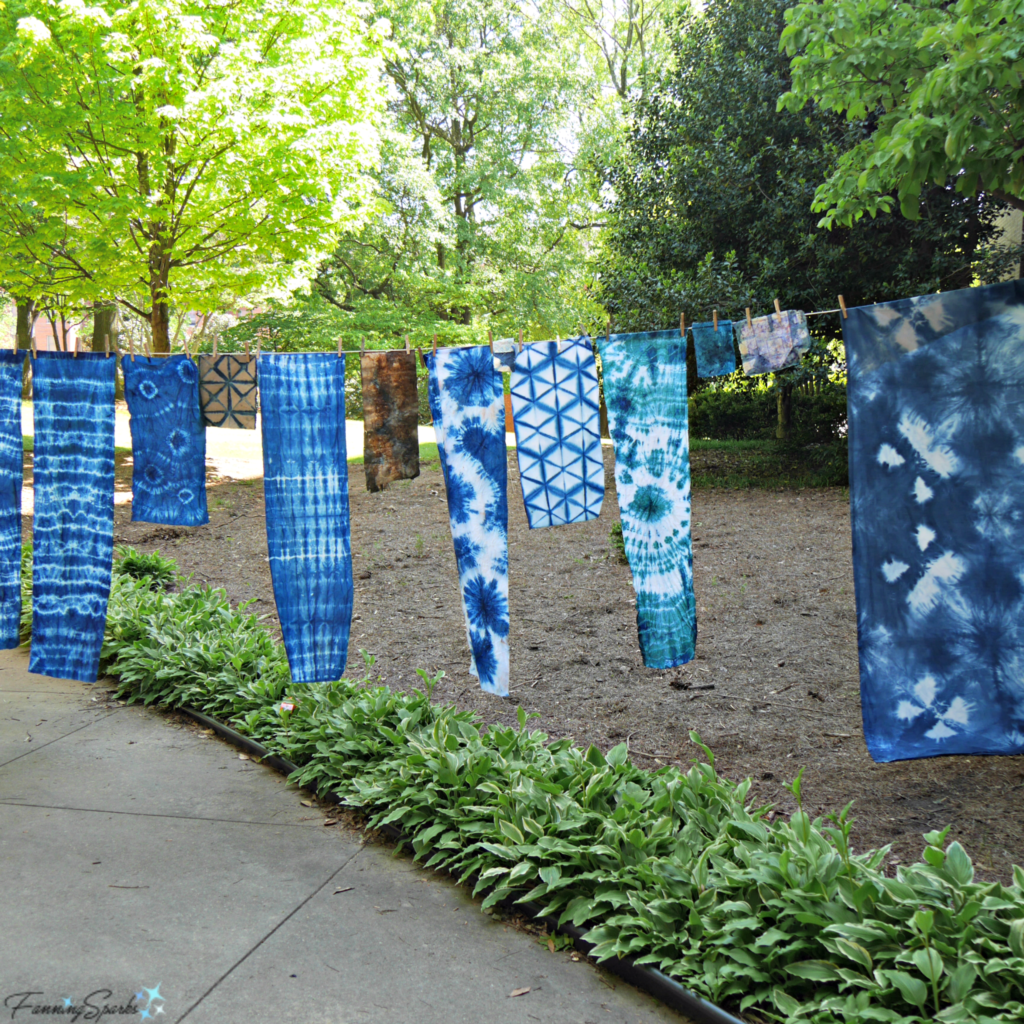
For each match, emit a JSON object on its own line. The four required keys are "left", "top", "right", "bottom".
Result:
{"left": 198, "top": 354, "right": 258, "bottom": 428}
{"left": 0, "top": 351, "right": 24, "bottom": 648}
{"left": 360, "top": 351, "right": 420, "bottom": 492}
{"left": 30, "top": 353, "right": 116, "bottom": 682}
{"left": 691, "top": 320, "right": 737, "bottom": 378}
{"left": 259, "top": 354, "right": 353, "bottom": 684}
{"left": 845, "top": 279, "right": 1024, "bottom": 762}
{"left": 510, "top": 337, "right": 604, "bottom": 528}
{"left": 597, "top": 330, "right": 696, "bottom": 669}
{"left": 738, "top": 309, "right": 811, "bottom": 375}
{"left": 425, "top": 346, "right": 510, "bottom": 696}
{"left": 123, "top": 355, "right": 208, "bottom": 526}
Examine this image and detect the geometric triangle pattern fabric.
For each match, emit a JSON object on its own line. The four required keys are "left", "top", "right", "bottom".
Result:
{"left": 844, "top": 279, "right": 1024, "bottom": 763}
{"left": 0, "top": 351, "right": 24, "bottom": 649}
{"left": 510, "top": 337, "right": 604, "bottom": 529}
{"left": 197, "top": 353, "right": 258, "bottom": 429}
{"left": 596, "top": 329, "right": 696, "bottom": 671}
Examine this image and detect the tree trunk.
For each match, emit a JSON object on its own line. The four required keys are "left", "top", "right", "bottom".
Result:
{"left": 151, "top": 296, "right": 170, "bottom": 353}
{"left": 776, "top": 382, "right": 793, "bottom": 440}
{"left": 15, "top": 299, "right": 35, "bottom": 350}
{"left": 92, "top": 304, "right": 119, "bottom": 353}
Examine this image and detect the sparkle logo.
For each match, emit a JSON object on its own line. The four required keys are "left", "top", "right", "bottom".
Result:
{"left": 2, "top": 984, "right": 167, "bottom": 1021}
{"left": 134, "top": 983, "right": 166, "bottom": 1020}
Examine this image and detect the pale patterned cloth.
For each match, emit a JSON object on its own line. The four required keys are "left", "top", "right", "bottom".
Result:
{"left": 738, "top": 309, "right": 811, "bottom": 375}
{"left": 596, "top": 330, "right": 696, "bottom": 669}
{"left": 425, "top": 346, "right": 510, "bottom": 696}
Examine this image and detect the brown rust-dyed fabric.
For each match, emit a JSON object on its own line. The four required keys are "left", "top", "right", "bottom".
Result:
{"left": 198, "top": 354, "right": 258, "bottom": 429}
{"left": 360, "top": 350, "right": 420, "bottom": 492}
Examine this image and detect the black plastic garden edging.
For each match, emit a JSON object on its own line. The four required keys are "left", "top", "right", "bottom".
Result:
{"left": 178, "top": 706, "right": 749, "bottom": 1024}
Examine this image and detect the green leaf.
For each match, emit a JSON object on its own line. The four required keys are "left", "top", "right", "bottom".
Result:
{"left": 882, "top": 969, "right": 928, "bottom": 1008}
{"left": 835, "top": 938, "right": 873, "bottom": 972}
{"left": 945, "top": 842, "right": 974, "bottom": 885}
{"left": 785, "top": 960, "right": 842, "bottom": 982}
{"left": 498, "top": 819, "right": 525, "bottom": 845}
{"left": 912, "top": 947, "right": 943, "bottom": 982}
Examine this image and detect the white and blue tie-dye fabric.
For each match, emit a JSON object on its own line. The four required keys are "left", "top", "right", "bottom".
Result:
{"left": 845, "top": 279, "right": 1024, "bottom": 762}
{"left": 425, "top": 347, "right": 510, "bottom": 696}
{"left": 597, "top": 330, "right": 696, "bottom": 670}
{"left": 0, "top": 352, "right": 24, "bottom": 649}
{"left": 510, "top": 337, "right": 604, "bottom": 529}
{"left": 30, "top": 353, "right": 116, "bottom": 683}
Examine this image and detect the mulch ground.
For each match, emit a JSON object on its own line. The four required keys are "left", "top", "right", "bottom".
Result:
{"left": 57, "top": 444, "right": 1024, "bottom": 884}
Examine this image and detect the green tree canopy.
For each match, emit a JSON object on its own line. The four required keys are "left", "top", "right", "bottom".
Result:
{"left": 598, "top": 0, "right": 1015, "bottom": 333}
{"left": 779, "top": 0, "right": 1024, "bottom": 225}
{"left": 0, "top": 0, "right": 385, "bottom": 349}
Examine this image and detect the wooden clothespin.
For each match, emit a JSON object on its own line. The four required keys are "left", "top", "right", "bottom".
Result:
{"left": 338, "top": 336, "right": 344, "bottom": 358}
{"left": 712, "top": 309, "right": 718, "bottom": 332}
{"left": 488, "top": 329, "right": 494, "bottom": 355}
{"left": 432, "top": 333, "right": 437, "bottom": 355}
{"left": 517, "top": 328, "right": 524, "bottom": 352}
{"left": 774, "top": 298, "right": 782, "bottom": 315}
{"left": 104, "top": 333, "right": 110, "bottom": 357}
{"left": 405, "top": 334, "right": 411, "bottom": 354}
{"left": 32, "top": 333, "right": 37, "bottom": 356}
{"left": 680, "top": 312, "right": 686, "bottom": 336}
{"left": 212, "top": 336, "right": 218, "bottom": 358}
{"left": 745, "top": 307, "right": 753, "bottom": 329}
{"left": 144, "top": 341, "right": 152, "bottom": 358}
{"left": 838, "top": 294, "right": 848, "bottom": 319}
{"left": 72, "top": 337, "right": 78, "bottom": 358}
{"left": 129, "top": 336, "right": 135, "bottom": 362}
{"left": 256, "top": 333, "right": 261, "bottom": 359}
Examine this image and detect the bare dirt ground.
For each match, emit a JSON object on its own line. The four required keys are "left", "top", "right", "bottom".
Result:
{"left": 38, "top": 442, "right": 1023, "bottom": 884}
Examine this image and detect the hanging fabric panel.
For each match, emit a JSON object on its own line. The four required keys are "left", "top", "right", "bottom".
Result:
{"left": 122, "top": 355, "right": 208, "bottom": 526}
{"left": 845, "top": 279, "right": 1024, "bottom": 762}
{"left": 597, "top": 330, "right": 696, "bottom": 670}
{"left": 691, "top": 320, "right": 737, "bottom": 378}
{"left": 424, "top": 347, "right": 510, "bottom": 696}
{"left": 198, "top": 353, "right": 258, "bottom": 429}
{"left": 509, "top": 337, "right": 604, "bottom": 529}
{"left": 30, "top": 353, "right": 116, "bottom": 682}
{"left": 360, "top": 350, "right": 421, "bottom": 492}
{"left": 738, "top": 309, "right": 811, "bottom": 375}
{"left": 0, "top": 351, "right": 25, "bottom": 649}
{"left": 260, "top": 354, "right": 353, "bottom": 684}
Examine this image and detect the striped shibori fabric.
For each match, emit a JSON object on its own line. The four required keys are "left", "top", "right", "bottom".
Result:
{"left": 198, "top": 353, "right": 258, "bottom": 429}
{"left": 360, "top": 350, "right": 420, "bottom": 492}
{"left": 596, "top": 330, "right": 697, "bottom": 670}
{"left": 424, "top": 346, "right": 510, "bottom": 696}
{"left": 123, "top": 355, "right": 208, "bottom": 526}
{"left": 509, "top": 337, "right": 604, "bottom": 529}
{"left": 30, "top": 353, "right": 117, "bottom": 682}
{"left": 259, "top": 353, "right": 353, "bottom": 683}
{"left": 0, "top": 351, "right": 25, "bottom": 649}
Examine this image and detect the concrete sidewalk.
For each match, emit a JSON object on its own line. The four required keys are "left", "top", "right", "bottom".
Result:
{"left": 0, "top": 649, "right": 688, "bottom": 1024}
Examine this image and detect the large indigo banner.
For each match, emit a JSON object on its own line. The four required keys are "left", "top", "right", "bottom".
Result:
{"left": 259, "top": 354, "right": 353, "bottom": 684}
{"left": 31, "top": 353, "right": 116, "bottom": 682}
{"left": 122, "top": 355, "right": 208, "bottom": 526}
{"left": 425, "top": 347, "right": 510, "bottom": 696}
{"left": 846, "top": 280, "right": 1024, "bottom": 762}
{"left": 597, "top": 330, "right": 696, "bottom": 670}
{"left": 510, "top": 337, "right": 604, "bottom": 529}
{"left": 0, "top": 351, "right": 24, "bottom": 648}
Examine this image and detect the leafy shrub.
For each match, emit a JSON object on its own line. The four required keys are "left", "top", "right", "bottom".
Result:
{"left": 113, "top": 545, "right": 178, "bottom": 589}
{"left": 690, "top": 384, "right": 847, "bottom": 444}
{"left": 24, "top": 555, "right": 1024, "bottom": 1024}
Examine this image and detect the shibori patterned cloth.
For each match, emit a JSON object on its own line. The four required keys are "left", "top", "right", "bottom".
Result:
{"left": 845, "top": 279, "right": 1024, "bottom": 762}
{"left": 360, "top": 350, "right": 420, "bottom": 492}
{"left": 259, "top": 353, "right": 353, "bottom": 684}
{"left": 30, "top": 353, "right": 117, "bottom": 682}
{"left": 596, "top": 330, "right": 696, "bottom": 670}
{"left": 690, "top": 320, "right": 737, "bottom": 379}
{"left": 424, "top": 346, "right": 510, "bottom": 696}
{"left": 0, "top": 351, "right": 24, "bottom": 648}
{"left": 198, "top": 353, "right": 258, "bottom": 429}
{"left": 122, "top": 355, "right": 209, "bottom": 526}
{"left": 509, "top": 337, "right": 604, "bottom": 528}
{"left": 737, "top": 309, "right": 811, "bottom": 375}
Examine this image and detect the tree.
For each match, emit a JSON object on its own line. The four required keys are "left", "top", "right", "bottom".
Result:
{"left": 779, "top": 0, "right": 1024, "bottom": 226}
{"left": 0, "top": 0, "right": 385, "bottom": 350}
{"left": 598, "top": 0, "right": 1016, "bottom": 332}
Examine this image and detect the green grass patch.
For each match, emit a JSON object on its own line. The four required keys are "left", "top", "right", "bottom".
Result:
{"left": 690, "top": 439, "right": 848, "bottom": 489}
{"left": 19, "top": 547, "right": 1024, "bottom": 1024}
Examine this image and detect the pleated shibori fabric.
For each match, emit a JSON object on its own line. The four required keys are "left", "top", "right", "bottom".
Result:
{"left": 597, "top": 330, "right": 696, "bottom": 670}
{"left": 259, "top": 354, "right": 353, "bottom": 684}
{"left": 122, "top": 355, "right": 208, "bottom": 526}
{"left": 30, "top": 353, "right": 116, "bottom": 682}
{"left": 424, "top": 347, "right": 510, "bottom": 696}
{"left": 0, "top": 351, "right": 25, "bottom": 648}
{"left": 360, "top": 350, "right": 420, "bottom": 492}
{"left": 845, "top": 280, "right": 1024, "bottom": 762}
{"left": 510, "top": 337, "right": 604, "bottom": 528}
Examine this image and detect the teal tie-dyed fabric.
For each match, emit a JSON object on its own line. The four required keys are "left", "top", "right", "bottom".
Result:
{"left": 30, "top": 353, "right": 116, "bottom": 682}
{"left": 597, "top": 330, "right": 696, "bottom": 669}
{"left": 0, "top": 351, "right": 24, "bottom": 648}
